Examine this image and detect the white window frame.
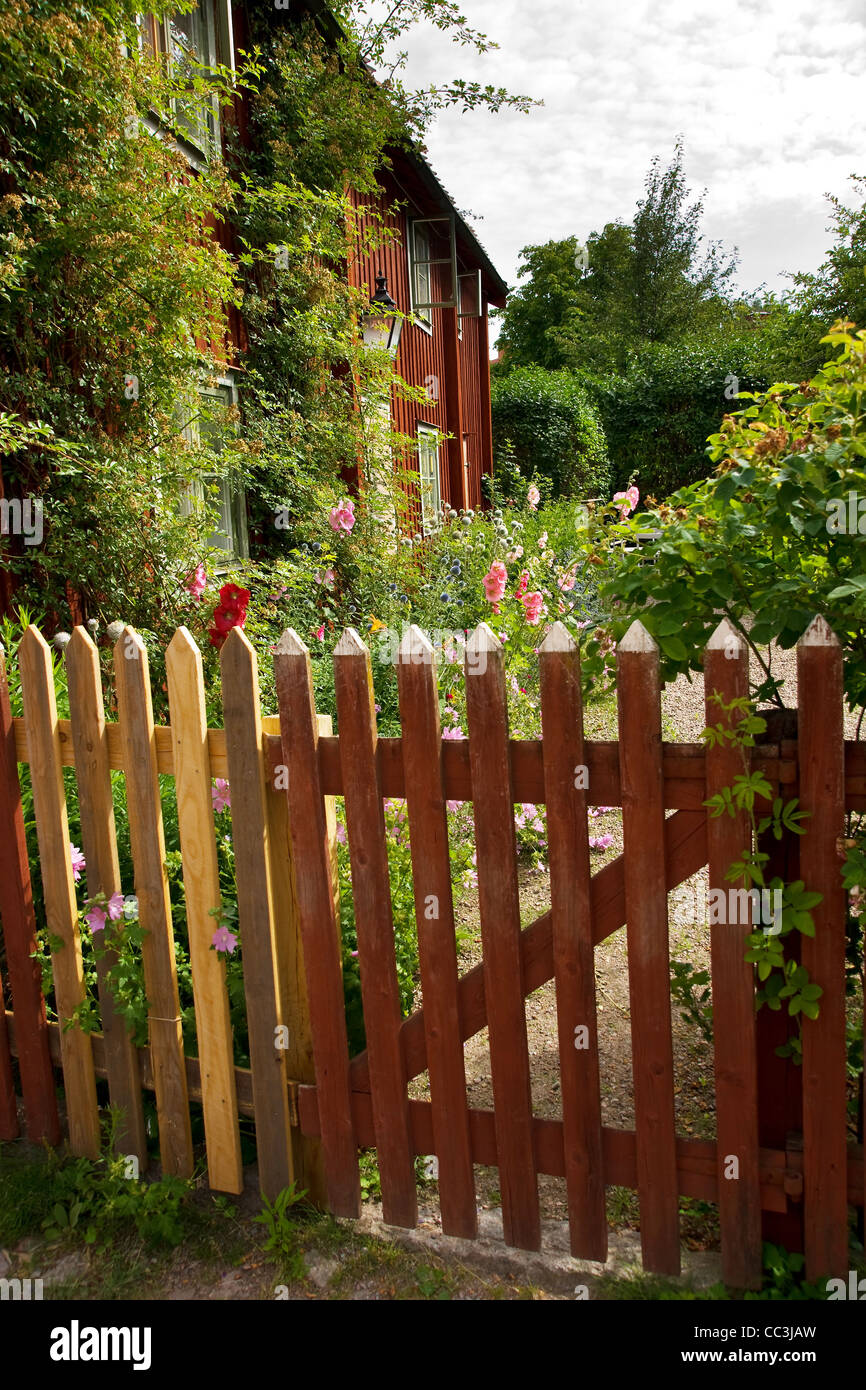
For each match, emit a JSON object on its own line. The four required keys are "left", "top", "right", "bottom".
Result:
{"left": 417, "top": 424, "right": 442, "bottom": 534}
{"left": 179, "top": 376, "right": 249, "bottom": 568}
{"left": 137, "top": 1, "right": 231, "bottom": 163}
{"left": 409, "top": 223, "right": 433, "bottom": 335}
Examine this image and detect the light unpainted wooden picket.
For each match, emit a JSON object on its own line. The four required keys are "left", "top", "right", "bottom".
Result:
{"left": 220, "top": 627, "right": 293, "bottom": 1201}
{"left": 273, "top": 629, "right": 360, "bottom": 1219}
{"left": 464, "top": 622, "right": 540, "bottom": 1253}
{"left": 334, "top": 628, "right": 417, "bottom": 1230}
{"left": 397, "top": 625, "right": 476, "bottom": 1239}
{"left": 0, "top": 642, "right": 59, "bottom": 1144}
{"left": 261, "top": 709, "right": 328, "bottom": 1207}
{"left": 166, "top": 628, "right": 243, "bottom": 1195}
{"left": 703, "top": 620, "right": 761, "bottom": 1290}
{"left": 18, "top": 626, "right": 100, "bottom": 1158}
{"left": 66, "top": 626, "right": 148, "bottom": 1166}
{"left": 616, "top": 620, "right": 679, "bottom": 1275}
{"left": 797, "top": 616, "right": 848, "bottom": 1280}
{"left": 539, "top": 622, "right": 606, "bottom": 1261}
{"left": 115, "top": 627, "right": 193, "bottom": 1178}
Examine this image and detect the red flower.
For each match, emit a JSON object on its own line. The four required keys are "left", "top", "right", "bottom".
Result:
{"left": 213, "top": 607, "right": 241, "bottom": 635}
{"left": 219, "top": 583, "right": 251, "bottom": 615}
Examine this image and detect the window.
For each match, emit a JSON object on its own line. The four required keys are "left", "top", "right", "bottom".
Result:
{"left": 140, "top": 2, "right": 225, "bottom": 154}
{"left": 179, "top": 380, "right": 249, "bottom": 565}
{"left": 409, "top": 224, "right": 433, "bottom": 332}
{"left": 408, "top": 215, "right": 458, "bottom": 328}
{"left": 417, "top": 425, "right": 442, "bottom": 533}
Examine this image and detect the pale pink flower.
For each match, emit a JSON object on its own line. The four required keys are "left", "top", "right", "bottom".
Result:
{"left": 589, "top": 833, "right": 614, "bottom": 851}
{"left": 483, "top": 561, "right": 508, "bottom": 603}
{"left": 521, "top": 591, "right": 545, "bottom": 625}
{"left": 328, "top": 498, "right": 356, "bottom": 533}
{"left": 558, "top": 569, "right": 577, "bottom": 591}
{"left": 212, "top": 925, "right": 238, "bottom": 954}
{"left": 70, "top": 843, "right": 86, "bottom": 882}
{"left": 335, "top": 823, "right": 347, "bottom": 845}
{"left": 107, "top": 892, "right": 125, "bottom": 921}
{"left": 86, "top": 905, "right": 106, "bottom": 933}
{"left": 527, "top": 484, "right": 540, "bottom": 510}
{"left": 442, "top": 726, "right": 465, "bottom": 740}
{"left": 212, "top": 779, "right": 231, "bottom": 814}
{"left": 613, "top": 485, "right": 639, "bottom": 519}
{"left": 184, "top": 562, "right": 207, "bottom": 602}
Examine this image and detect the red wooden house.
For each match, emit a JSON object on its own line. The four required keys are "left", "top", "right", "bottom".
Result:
{"left": 142, "top": 0, "right": 507, "bottom": 558}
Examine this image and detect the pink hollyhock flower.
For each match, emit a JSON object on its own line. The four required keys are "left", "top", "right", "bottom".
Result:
{"left": 483, "top": 560, "right": 508, "bottom": 603}
{"left": 107, "top": 891, "right": 125, "bottom": 921}
{"left": 70, "top": 843, "right": 86, "bottom": 881}
{"left": 184, "top": 562, "right": 207, "bottom": 602}
{"left": 527, "top": 484, "right": 540, "bottom": 510}
{"left": 329, "top": 498, "right": 356, "bottom": 534}
{"left": 86, "top": 905, "right": 106, "bottom": 933}
{"left": 323, "top": 569, "right": 336, "bottom": 589}
{"left": 212, "top": 779, "right": 231, "bottom": 814}
{"left": 335, "top": 823, "right": 347, "bottom": 845}
{"left": 613, "top": 485, "right": 640, "bottom": 518}
{"left": 446, "top": 799, "right": 462, "bottom": 813}
{"left": 212, "top": 925, "right": 238, "bottom": 954}
{"left": 521, "top": 591, "right": 545, "bottom": 625}
{"left": 316, "top": 624, "right": 325, "bottom": 641}
{"left": 442, "top": 726, "right": 465, "bottom": 740}
{"left": 558, "top": 569, "right": 577, "bottom": 591}
{"left": 515, "top": 570, "right": 529, "bottom": 598}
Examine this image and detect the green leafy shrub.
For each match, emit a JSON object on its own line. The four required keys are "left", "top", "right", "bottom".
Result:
{"left": 491, "top": 365, "right": 611, "bottom": 499}
{"left": 576, "top": 331, "right": 778, "bottom": 497}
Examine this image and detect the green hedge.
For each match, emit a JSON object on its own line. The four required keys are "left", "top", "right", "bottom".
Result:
{"left": 574, "top": 332, "right": 779, "bottom": 498}
{"left": 491, "top": 365, "right": 611, "bottom": 499}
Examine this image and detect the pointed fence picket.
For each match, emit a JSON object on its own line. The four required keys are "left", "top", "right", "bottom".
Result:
{"left": 0, "top": 642, "right": 59, "bottom": 1144}
{"left": 0, "top": 616, "right": 860, "bottom": 1283}
{"left": 703, "top": 620, "right": 762, "bottom": 1290}
{"left": 167, "top": 628, "right": 243, "bottom": 1195}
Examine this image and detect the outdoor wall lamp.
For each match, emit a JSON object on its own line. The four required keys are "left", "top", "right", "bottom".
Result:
{"left": 362, "top": 272, "right": 403, "bottom": 355}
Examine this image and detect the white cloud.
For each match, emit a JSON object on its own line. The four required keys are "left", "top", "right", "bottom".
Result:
{"left": 380, "top": 0, "right": 866, "bottom": 297}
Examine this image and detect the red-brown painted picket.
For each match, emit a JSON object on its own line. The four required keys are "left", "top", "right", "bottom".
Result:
{"left": 0, "top": 616, "right": 860, "bottom": 1283}
{"left": 703, "top": 620, "right": 762, "bottom": 1290}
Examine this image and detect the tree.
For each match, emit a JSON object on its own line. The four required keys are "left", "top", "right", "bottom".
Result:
{"left": 496, "top": 141, "right": 738, "bottom": 373}
{"left": 625, "top": 137, "right": 738, "bottom": 347}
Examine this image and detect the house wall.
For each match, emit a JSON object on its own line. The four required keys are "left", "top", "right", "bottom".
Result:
{"left": 348, "top": 168, "right": 497, "bottom": 524}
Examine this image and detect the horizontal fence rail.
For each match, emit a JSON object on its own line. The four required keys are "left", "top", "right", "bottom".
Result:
{"left": 0, "top": 617, "right": 860, "bottom": 1287}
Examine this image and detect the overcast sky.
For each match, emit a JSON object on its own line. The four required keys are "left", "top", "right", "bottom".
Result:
{"left": 379, "top": 0, "right": 866, "bottom": 308}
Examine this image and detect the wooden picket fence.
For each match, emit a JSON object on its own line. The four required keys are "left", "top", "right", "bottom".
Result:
{"left": 0, "top": 614, "right": 862, "bottom": 1291}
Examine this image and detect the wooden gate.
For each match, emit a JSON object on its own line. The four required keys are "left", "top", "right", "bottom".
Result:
{"left": 1, "top": 615, "right": 862, "bottom": 1291}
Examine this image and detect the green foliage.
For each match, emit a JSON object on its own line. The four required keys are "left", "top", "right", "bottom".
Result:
{"left": 669, "top": 961, "right": 713, "bottom": 1044}
{"left": 254, "top": 1183, "right": 310, "bottom": 1280}
{"left": 786, "top": 173, "right": 866, "bottom": 373}
{"left": 491, "top": 365, "right": 611, "bottom": 498}
{"left": 595, "top": 324, "right": 866, "bottom": 710}
{"left": 577, "top": 332, "right": 779, "bottom": 495}
{"left": 38, "top": 1115, "right": 196, "bottom": 1249}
